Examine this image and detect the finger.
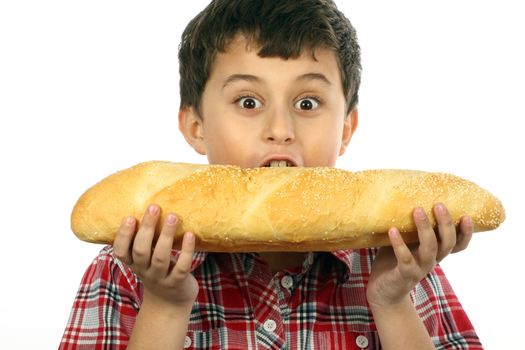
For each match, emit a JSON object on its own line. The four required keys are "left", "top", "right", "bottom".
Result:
{"left": 167, "top": 232, "right": 195, "bottom": 284}
{"left": 433, "top": 203, "right": 457, "bottom": 261}
{"left": 113, "top": 216, "right": 136, "bottom": 266}
{"left": 452, "top": 215, "right": 474, "bottom": 253}
{"left": 388, "top": 228, "right": 417, "bottom": 278}
{"left": 414, "top": 207, "right": 438, "bottom": 268}
{"left": 132, "top": 204, "right": 160, "bottom": 267}
{"left": 150, "top": 213, "right": 179, "bottom": 277}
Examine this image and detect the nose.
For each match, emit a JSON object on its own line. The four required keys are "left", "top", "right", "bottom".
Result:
{"left": 263, "top": 106, "right": 295, "bottom": 144}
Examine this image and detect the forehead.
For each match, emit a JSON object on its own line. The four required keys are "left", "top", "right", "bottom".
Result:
{"left": 207, "top": 35, "right": 342, "bottom": 87}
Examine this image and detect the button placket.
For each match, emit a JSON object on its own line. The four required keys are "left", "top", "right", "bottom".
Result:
{"left": 252, "top": 282, "right": 286, "bottom": 344}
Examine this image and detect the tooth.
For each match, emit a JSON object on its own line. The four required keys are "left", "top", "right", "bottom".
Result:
{"left": 269, "top": 160, "right": 289, "bottom": 167}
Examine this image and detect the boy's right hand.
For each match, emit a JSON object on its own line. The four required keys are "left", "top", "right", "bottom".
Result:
{"left": 113, "top": 204, "right": 199, "bottom": 310}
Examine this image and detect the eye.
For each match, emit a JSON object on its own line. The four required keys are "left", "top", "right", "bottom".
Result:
{"left": 236, "top": 96, "right": 262, "bottom": 109}
{"left": 294, "top": 97, "right": 320, "bottom": 111}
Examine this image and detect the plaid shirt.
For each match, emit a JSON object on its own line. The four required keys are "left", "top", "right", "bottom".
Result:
{"left": 60, "top": 246, "right": 482, "bottom": 349}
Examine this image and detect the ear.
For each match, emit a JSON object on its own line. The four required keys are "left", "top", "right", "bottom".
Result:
{"left": 339, "top": 108, "right": 358, "bottom": 156}
{"left": 178, "top": 106, "right": 207, "bottom": 155}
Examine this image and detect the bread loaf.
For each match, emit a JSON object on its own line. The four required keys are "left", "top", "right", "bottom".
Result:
{"left": 71, "top": 161, "right": 505, "bottom": 252}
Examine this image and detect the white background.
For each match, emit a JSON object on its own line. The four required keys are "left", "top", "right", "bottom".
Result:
{"left": 1, "top": 0, "right": 523, "bottom": 348}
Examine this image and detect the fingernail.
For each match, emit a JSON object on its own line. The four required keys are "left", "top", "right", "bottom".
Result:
{"left": 125, "top": 217, "right": 135, "bottom": 226}
{"left": 388, "top": 228, "right": 399, "bottom": 238}
{"left": 415, "top": 207, "right": 426, "bottom": 219}
{"left": 149, "top": 204, "right": 159, "bottom": 214}
{"left": 166, "top": 214, "right": 177, "bottom": 225}
{"left": 435, "top": 203, "right": 447, "bottom": 215}
{"left": 185, "top": 232, "right": 195, "bottom": 243}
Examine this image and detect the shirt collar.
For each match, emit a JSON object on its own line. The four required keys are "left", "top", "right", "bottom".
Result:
{"left": 330, "top": 249, "right": 356, "bottom": 272}
{"left": 179, "top": 248, "right": 377, "bottom": 277}
{"left": 330, "top": 248, "right": 378, "bottom": 280}
{"left": 170, "top": 250, "right": 208, "bottom": 272}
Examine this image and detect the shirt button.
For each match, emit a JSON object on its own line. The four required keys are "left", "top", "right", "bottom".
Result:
{"left": 280, "top": 275, "right": 294, "bottom": 289}
{"left": 183, "top": 335, "right": 192, "bottom": 348}
{"left": 263, "top": 319, "right": 277, "bottom": 332}
{"left": 355, "top": 335, "right": 369, "bottom": 348}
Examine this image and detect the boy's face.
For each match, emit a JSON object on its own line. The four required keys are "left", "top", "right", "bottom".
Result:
{"left": 179, "top": 36, "right": 358, "bottom": 168}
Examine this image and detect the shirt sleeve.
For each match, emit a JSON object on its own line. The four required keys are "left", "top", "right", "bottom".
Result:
{"left": 413, "top": 265, "right": 483, "bottom": 349}
{"left": 59, "top": 246, "right": 143, "bottom": 350}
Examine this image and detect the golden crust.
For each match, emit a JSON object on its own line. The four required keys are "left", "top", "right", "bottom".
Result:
{"left": 71, "top": 161, "right": 506, "bottom": 252}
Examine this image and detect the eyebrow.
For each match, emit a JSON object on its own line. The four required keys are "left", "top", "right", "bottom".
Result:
{"left": 222, "top": 74, "right": 262, "bottom": 90}
{"left": 221, "top": 72, "right": 332, "bottom": 90}
{"left": 296, "top": 73, "right": 332, "bottom": 86}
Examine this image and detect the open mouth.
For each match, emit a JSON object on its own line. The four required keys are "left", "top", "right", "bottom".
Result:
{"left": 263, "top": 160, "right": 296, "bottom": 168}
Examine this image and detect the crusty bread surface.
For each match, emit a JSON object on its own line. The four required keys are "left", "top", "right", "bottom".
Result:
{"left": 71, "top": 161, "right": 505, "bottom": 251}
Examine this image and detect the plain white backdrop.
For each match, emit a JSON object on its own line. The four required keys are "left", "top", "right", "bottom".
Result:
{"left": 1, "top": 0, "right": 523, "bottom": 348}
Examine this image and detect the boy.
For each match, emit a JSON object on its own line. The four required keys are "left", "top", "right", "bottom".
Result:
{"left": 60, "top": 0, "right": 481, "bottom": 348}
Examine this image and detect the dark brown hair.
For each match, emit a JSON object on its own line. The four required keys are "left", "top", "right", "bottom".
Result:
{"left": 178, "top": 0, "right": 361, "bottom": 117}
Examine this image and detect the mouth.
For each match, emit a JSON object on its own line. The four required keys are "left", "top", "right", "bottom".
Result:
{"left": 261, "top": 159, "right": 297, "bottom": 168}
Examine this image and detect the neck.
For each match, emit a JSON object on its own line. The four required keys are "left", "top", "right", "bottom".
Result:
{"left": 257, "top": 252, "right": 306, "bottom": 274}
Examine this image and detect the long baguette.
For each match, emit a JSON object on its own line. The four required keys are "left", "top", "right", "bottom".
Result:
{"left": 71, "top": 161, "right": 505, "bottom": 252}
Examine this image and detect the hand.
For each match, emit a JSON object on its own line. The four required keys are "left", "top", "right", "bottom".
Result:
{"left": 366, "top": 203, "right": 474, "bottom": 309}
{"left": 113, "top": 204, "right": 199, "bottom": 309}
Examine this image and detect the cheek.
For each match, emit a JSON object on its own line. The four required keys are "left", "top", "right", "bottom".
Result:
{"left": 204, "top": 119, "right": 255, "bottom": 162}
{"left": 302, "top": 133, "right": 340, "bottom": 166}
{"left": 300, "top": 120, "right": 343, "bottom": 166}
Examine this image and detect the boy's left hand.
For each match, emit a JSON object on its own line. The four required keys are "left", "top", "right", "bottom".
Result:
{"left": 366, "top": 203, "right": 474, "bottom": 309}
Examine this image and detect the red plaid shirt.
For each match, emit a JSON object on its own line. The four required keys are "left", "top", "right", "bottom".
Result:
{"left": 60, "top": 246, "right": 482, "bottom": 349}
